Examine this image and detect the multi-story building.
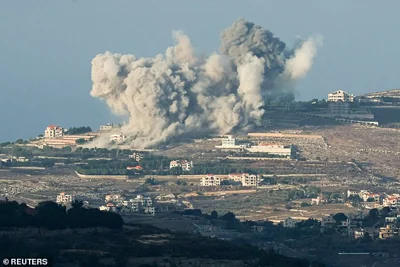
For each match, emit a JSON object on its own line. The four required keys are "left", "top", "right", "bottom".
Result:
{"left": 45, "top": 125, "right": 64, "bottom": 138}
{"left": 328, "top": 101, "right": 350, "bottom": 115}
{"left": 283, "top": 217, "right": 298, "bottom": 228}
{"left": 240, "top": 173, "right": 261, "bottom": 187}
{"left": 201, "top": 175, "right": 221, "bottom": 186}
{"left": 321, "top": 214, "right": 336, "bottom": 227}
{"left": 328, "top": 90, "right": 355, "bottom": 102}
{"left": 228, "top": 173, "right": 244, "bottom": 182}
{"left": 227, "top": 173, "right": 260, "bottom": 187}
{"left": 169, "top": 160, "right": 194, "bottom": 171}
{"left": 56, "top": 192, "right": 74, "bottom": 204}
{"left": 222, "top": 135, "right": 237, "bottom": 147}
{"left": 124, "top": 195, "right": 155, "bottom": 215}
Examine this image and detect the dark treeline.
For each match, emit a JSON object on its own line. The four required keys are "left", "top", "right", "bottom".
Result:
{"left": 0, "top": 200, "right": 123, "bottom": 230}
{"left": 65, "top": 126, "right": 92, "bottom": 135}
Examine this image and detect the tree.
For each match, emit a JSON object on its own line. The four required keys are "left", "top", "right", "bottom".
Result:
{"left": 169, "top": 167, "right": 183, "bottom": 175}
{"left": 75, "top": 138, "right": 87, "bottom": 145}
{"left": 35, "top": 201, "right": 67, "bottom": 230}
{"left": 369, "top": 208, "right": 379, "bottom": 218}
{"left": 210, "top": 210, "right": 218, "bottom": 219}
{"left": 381, "top": 207, "right": 391, "bottom": 217}
{"left": 333, "top": 213, "right": 347, "bottom": 224}
{"left": 220, "top": 212, "right": 236, "bottom": 222}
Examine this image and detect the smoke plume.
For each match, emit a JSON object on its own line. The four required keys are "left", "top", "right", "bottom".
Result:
{"left": 90, "top": 18, "right": 322, "bottom": 148}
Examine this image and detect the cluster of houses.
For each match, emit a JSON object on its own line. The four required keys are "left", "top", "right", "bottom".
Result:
{"left": 0, "top": 155, "right": 29, "bottom": 164}
{"left": 169, "top": 159, "right": 194, "bottom": 171}
{"left": 347, "top": 189, "right": 400, "bottom": 209}
{"left": 99, "top": 194, "right": 155, "bottom": 215}
{"left": 97, "top": 193, "right": 192, "bottom": 215}
{"left": 282, "top": 189, "right": 400, "bottom": 240}
{"left": 200, "top": 173, "right": 261, "bottom": 187}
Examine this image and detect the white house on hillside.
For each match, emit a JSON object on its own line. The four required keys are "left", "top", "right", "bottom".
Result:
{"left": 201, "top": 175, "right": 221, "bottom": 186}
{"left": 328, "top": 90, "right": 355, "bottom": 102}
{"left": 45, "top": 125, "right": 64, "bottom": 138}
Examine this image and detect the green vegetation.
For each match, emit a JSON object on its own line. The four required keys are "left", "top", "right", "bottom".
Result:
{"left": 65, "top": 126, "right": 92, "bottom": 135}
{"left": 0, "top": 199, "right": 123, "bottom": 229}
{"left": 76, "top": 160, "right": 138, "bottom": 175}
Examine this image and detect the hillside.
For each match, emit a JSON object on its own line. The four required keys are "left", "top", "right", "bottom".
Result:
{"left": 0, "top": 224, "right": 325, "bottom": 267}
{"left": 362, "top": 89, "right": 400, "bottom": 98}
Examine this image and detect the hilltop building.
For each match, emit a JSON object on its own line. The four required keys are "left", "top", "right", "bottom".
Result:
{"left": 328, "top": 90, "right": 355, "bottom": 102}
{"left": 45, "top": 125, "right": 64, "bottom": 138}
{"left": 169, "top": 160, "right": 193, "bottom": 171}
{"left": 100, "top": 123, "right": 114, "bottom": 131}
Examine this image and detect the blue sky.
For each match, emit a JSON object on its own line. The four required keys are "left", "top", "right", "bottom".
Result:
{"left": 1, "top": 0, "right": 399, "bottom": 142}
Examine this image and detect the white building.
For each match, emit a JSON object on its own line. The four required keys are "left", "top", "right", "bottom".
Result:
{"left": 383, "top": 196, "right": 400, "bottom": 207}
{"left": 110, "top": 133, "right": 127, "bottom": 143}
{"left": 45, "top": 125, "right": 64, "bottom": 138}
{"left": 228, "top": 173, "right": 244, "bottom": 182}
{"left": 328, "top": 90, "right": 355, "bottom": 102}
{"left": 201, "top": 175, "right": 221, "bottom": 186}
{"left": 100, "top": 123, "right": 114, "bottom": 131}
{"left": 105, "top": 194, "right": 124, "bottom": 203}
{"left": 283, "top": 217, "right": 298, "bottom": 228}
{"left": 129, "top": 152, "right": 144, "bottom": 162}
{"left": 311, "top": 195, "right": 327, "bottom": 205}
{"left": 169, "top": 160, "right": 194, "bottom": 171}
{"left": 246, "top": 143, "right": 292, "bottom": 157}
{"left": 240, "top": 173, "right": 260, "bottom": 187}
{"left": 215, "top": 135, "right": 248, "bottom": 150}
{"left": 222, "top": 135, "right": 237, "bottom": 147}
{"left": 363, "top": 193, "right": 380, "bottom": 203}
{"left": 56, "top": 192, "right": 74, "bottom": 204}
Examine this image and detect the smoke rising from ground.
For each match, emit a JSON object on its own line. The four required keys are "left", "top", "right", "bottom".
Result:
{"left": 90, "top": 18, "right": 322, "bottom": 148}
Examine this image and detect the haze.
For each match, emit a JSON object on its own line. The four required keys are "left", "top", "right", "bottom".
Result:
{"left": 1, "top": 0, "right": 399, "bottom": 142}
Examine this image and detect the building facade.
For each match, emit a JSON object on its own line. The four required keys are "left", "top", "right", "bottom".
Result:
{"left": 328, "top": 101, "right": 350, "bottom": 115}
{"left": 56, "top": 192, "right": 74, "bottom": 204}
{"left": 45, "top": 125, "right": 64, "bottom": 138}
{"left": 328, "top": 90, "right": 355, "bottom": 102}
{"left": 100, "top": 123, "right": 114, "bottom": 131}
{"left": 201, "top": 175, "right": 221, "bottom": 186}
{"left": 169, "top": 160, "right": 194, "bottom": 171}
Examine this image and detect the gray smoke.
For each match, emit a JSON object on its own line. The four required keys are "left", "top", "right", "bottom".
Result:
{"left": 90, "top": 18, "right": 322, "bottom": 148}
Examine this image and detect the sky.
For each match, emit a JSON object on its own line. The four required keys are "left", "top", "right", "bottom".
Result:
{"left": 1, "top": 0, "right": 399, "bottom": 142}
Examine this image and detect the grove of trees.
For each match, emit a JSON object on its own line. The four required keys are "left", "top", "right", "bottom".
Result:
{"left": 0, "top": 200, "right": 123, "bottom": 229}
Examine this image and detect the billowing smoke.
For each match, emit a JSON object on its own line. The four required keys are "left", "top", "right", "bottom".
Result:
{"left": 90, "top": 18, "right": 322, "bottom": 148}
